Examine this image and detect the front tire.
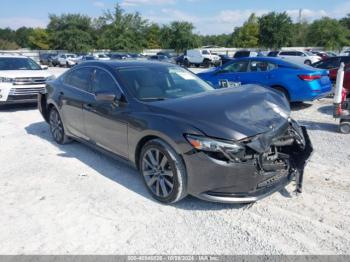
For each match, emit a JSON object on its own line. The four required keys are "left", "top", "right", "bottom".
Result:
{"left": 49, "top": 107, "right": 71, "bottom": 144}
{"left": 139, "top": 139, "right": 187, "bottom": 204}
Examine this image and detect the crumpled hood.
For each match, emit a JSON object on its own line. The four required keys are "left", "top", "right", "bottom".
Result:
{"left": 149, "top": 85, "right": 291, "bottom": 141}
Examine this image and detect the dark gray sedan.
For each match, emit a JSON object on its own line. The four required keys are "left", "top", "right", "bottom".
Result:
{"left": 39, "top": 61, "right": 312, "bottom": 204}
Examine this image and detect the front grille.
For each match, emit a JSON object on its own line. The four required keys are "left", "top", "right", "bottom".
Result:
{"left": 9, "top": 87, "right": 45, "bottom": 96}
{"left": 13, "top": 77, "right": 46, "bottom": 86}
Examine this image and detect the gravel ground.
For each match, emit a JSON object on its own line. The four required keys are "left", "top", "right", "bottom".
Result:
{"left": 0, "top": 67, "right": 349, "bottom": 255}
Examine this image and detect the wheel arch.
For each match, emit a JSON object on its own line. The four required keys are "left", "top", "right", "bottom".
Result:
{"left": 271, "top": 85, "right": 291, "bottom": 101}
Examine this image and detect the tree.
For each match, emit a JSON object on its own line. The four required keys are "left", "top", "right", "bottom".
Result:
{"left": 28, "top": 28, "right": 50, "bottom": 49}
{"left": 0, "top": 39, "right": 19, "bottom": 50}
{"left": 96, "top": 4, "right": 148, "bottom": 51}
{"left": 258, "top": 12, "right": 293, "bottom": 49}
{"left": 291, "top": 21, "right": 309, "bottom": 47}
{"left": 145, "top": 23, "right": 161, "bottom": 49}
{"left": 307, "top": 17, "right": 349, "bottom": 50}
{"left": 233, "top": 14, "right": 259, "bottom": 48}
{"left": 162, "top": 21, "right": 199, "bottom": 53}
{"left": 47, "top": 14, "right": 95, "bottom": 52}
{"left": 15, "top": 27, "right": 34, "bottom": 48}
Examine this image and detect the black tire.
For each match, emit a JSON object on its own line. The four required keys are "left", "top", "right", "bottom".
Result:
{"left": 273, "top": 86, "right": 290, "bottom": 102}
{"left": 184, "top": 59, "right": 190, "bottom": 68}
{"left": 339, "top": 120, "right": 350, "bottom": 134}
{"left": 139, "top": 139, "right": 187, "bottom": 204}
{"left": 304, "top": 60, "right": 311, "bottom": 66}
{"left": 203, "top": 59, "right": 210, "bottom": 68}
{"left": 49, "top": 107, "right": 71, "bottom": 144}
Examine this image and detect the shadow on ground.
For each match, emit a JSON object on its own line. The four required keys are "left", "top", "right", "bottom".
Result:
{"left": 317, "top": 105, "right": 334, "bottom": 116}
{"left": 25, "top": 121, "right": 292, "bottom": 210}
{"left": 0, "top": 103, "right": 37, "bottom": 112}
{"left": 298, "top": 120, "right": 339, "bottom": 133}
{"left": 290, "top": 102, "right": 312, "bottom": 111}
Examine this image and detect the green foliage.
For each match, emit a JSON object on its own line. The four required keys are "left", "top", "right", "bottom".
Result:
{"left": 28, "top": 28, "right": 50, "bottom": 50}
{"left": 291, "top": 21, "right": 309, "bottom": 47}
{"left": 162, "top": 21, "right": 199, "bottom": 53}
{"left": 258, "top": 12, "right": 293, "bottom": 48}
{"left": 200, "top": 34, "right": 232, "bottom": 47}
{"left": 47, "top": 14, "right": 94, "bottom": 52}
{"left": 307, "top": 17, "right": 349, "bottom": 50}
{"left": 0, "top": 39, "right": 19, "bottom": 50}
{"left": 232, "top": 14, "right": 259, "bottom": 48}
{"left": 2, "top": 8, "right": 350, "bottom": 52}
{"left": 145, "top": 23, "right": 161, "bottom": 49}
{"left": 96, "top": 4, "right": 148, "bottom": 51}
{"left": 15, "top": 27, "right": 34, "bottom": 48}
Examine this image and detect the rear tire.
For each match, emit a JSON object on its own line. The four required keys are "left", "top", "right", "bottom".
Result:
{"left": 339, "top": 120, "right": 350, "bottom": 134}
{"left": 49, "top": 107, "right": 71, "bottom": 144}
{"left": 139, "top": 139, "right": 187, "bottom": 204}
{"left": 304, "top": 60, "right": 312, "bottom": 66}
{"left": 184, "top": 59, "right": 190, "bottom": 68}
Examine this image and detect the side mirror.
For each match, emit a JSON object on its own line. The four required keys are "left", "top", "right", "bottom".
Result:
{"left": 41, "top": 65, "right": 48, "bottom": 70}
{"left": 95, "top": 92, "right": 116, "bottom": 102}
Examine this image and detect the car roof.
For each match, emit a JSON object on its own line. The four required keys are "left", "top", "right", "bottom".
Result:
{"left": 0, "top": 54, "right": 27, "bottom": 58}
{"left": 75, "top": 60, "right": 174, "bottom": 69}
{"left": 228, "top": 56, "right": 301, "bottom": 67}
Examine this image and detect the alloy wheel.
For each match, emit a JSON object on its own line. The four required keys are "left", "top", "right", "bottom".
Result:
{"left": 142, "top": 148, "right": 174, "bottom": 198}
{"left": 49, "top": 109, "right": 64, "bottom": 142}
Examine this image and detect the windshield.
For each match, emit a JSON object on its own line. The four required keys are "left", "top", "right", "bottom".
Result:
{"left": 117, "top": 66, "right": 215, "bottom": 101}
{"left": 202, "top": 50, "right": 210, "bottom": 55}
{"left": 0, "top": 57, "right": 42, "bottom": 70}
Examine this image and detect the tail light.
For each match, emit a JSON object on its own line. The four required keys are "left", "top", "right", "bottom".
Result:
{"left": 298, "top": 74, "right": 321, "bottom": 81}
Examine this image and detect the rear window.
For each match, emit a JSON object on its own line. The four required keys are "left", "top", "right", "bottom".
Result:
{"left": 0, "top": 57, "right": 42, "bottom": 70}
{"left": 234, "top": 51, "right": 250, "bottom": 58}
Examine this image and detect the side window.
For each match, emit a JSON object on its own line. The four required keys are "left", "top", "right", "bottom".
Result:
{"left": 295, "top": 52, "right": 304, "bottom": 56}
{"left": 91, "top": 68, "right": 119, "bottom": 94}
{"left": 249, "top": 61, "right": 277, "bottom": 72}
{"left": 222, "top": 61, "right": 249, "bottom": 73}
{"left": 280, "top": 51, "right": 290, "bottom": 56}
{"left": 64, "top": 68, "right": 93, "bottom": 92}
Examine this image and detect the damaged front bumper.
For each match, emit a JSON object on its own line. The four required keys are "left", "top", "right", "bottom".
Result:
{"left": 183, "top": 120, "right": 313, "bottom": 204}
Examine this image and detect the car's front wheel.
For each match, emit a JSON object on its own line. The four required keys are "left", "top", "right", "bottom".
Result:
{"left": 49, "top": 107, "right": 71, "bottom": 144}
{"left": 139, "top": 139, "right": 187, "bottom": 204}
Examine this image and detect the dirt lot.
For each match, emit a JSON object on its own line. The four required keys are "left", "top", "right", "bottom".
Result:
{"left": 0, "top": 67, "right": 349, "bottom": 255}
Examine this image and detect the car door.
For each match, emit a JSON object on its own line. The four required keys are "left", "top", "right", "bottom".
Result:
{"left": 83, "top": 67, "right": 129, "bottom": 158}
{"left": 238, "top": 60, "right": 278, "bottom": 86}
{"left": 60, "top": 67, "right": 95, "bottom": 139}
{"left": 210, "top": 60, "right": 249, "bottom": 87}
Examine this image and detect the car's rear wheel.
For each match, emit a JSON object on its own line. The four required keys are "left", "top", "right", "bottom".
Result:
{"left": 184, "top": 59, "right": 190, "bottom": 68}
{"left": 339, "top": 120, "right": 350, "bottom": 134}
{"left": 304, "top": 60, "right": 311, "bottom": 65}
{"left": 139, "top": 139, "right": 187, "bottom": 204}
{"left": 49, "top": 107, "right": 71, "bottom": 144}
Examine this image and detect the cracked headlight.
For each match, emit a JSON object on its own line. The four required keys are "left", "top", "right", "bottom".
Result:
{"left": 0, "top": 77, "right": 14, "bottom": 83}
{"left": 185, "top": 134, "right": 244, "bottom": 154}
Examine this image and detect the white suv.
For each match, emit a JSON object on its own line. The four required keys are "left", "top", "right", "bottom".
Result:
{"left": 277, "top": 50, "right": 321, "bottom": 65}
{"left": 184, "top": 49, "right": 221, "bottom": 68}
{"left": 57, "top": 53, "right": 78, "bottom": 67}
{"left": 0, "top": 54, "right": 55, "bottom": 105}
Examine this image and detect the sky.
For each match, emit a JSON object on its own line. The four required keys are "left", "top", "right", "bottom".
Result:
{"left": 0, "top": 0, "right": 350, "bottom": 35}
